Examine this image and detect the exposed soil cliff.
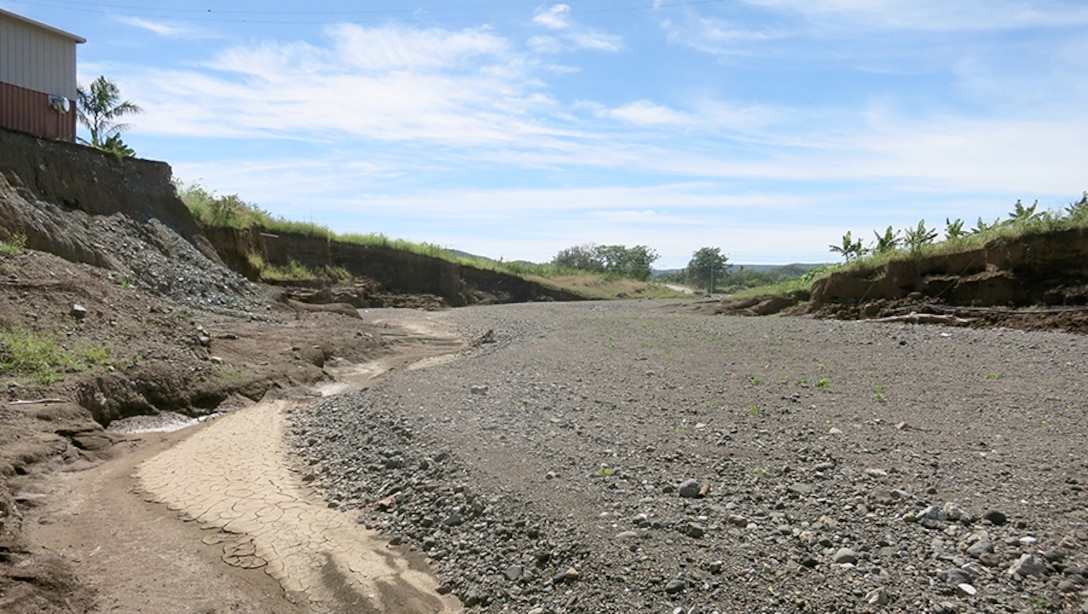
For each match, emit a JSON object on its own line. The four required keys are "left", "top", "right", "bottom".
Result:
{"left": 203, "top": 225, "right": 586, "bottom": 307}
{"left": 811, "top": 229, "right": 1088, "bottom": 308}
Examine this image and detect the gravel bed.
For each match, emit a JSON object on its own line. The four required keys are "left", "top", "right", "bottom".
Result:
{"left": 289, "top": 301, "right": 1088, "bottom": 613}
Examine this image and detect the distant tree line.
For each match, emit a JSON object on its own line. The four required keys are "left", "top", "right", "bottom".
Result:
{"left": 551, "top": 244, "right": 659, "bottom": 281}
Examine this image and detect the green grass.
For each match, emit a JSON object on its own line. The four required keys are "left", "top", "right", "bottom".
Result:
{"left": 0, "top": 232, "right": 27, "bottom": 256}
{"left": 0, "top": 325, "right": 111, "bottom": 384}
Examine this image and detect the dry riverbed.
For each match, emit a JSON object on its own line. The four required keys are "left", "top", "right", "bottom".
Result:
{"left": 291, "top": 301, "right": 1088, "bottom": 613}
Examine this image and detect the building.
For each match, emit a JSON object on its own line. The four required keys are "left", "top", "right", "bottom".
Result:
{"left": 0, "top": 8, "right": 85, "bottom": 141}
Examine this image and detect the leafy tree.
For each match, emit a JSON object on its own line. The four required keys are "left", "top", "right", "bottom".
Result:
{"left": 903, "top": 219, "right": 938, "bottom": 254}
{"left": 686, "top": 247, "right": 730, "bottom": 293}
{"left": 971, "top": 216, "right": 1002, "bottom": 235}
{"left": 945, "top": 218, "right": 966, "bottom": 240}
{"left": 829, "top": 231, "right": 866, "bottom": 262}
{"left": 871, "top": 226, "right": 900, "bottom": 255}
{"left": 1066, "top": 192, "right": 1088, "bottom": 220}
{"left": 1007, "top": 199, "right": 1041, "bottom": 225}
{"left": 595, "top": 244, "right": 659, "bottom": 281}
{"left": 551, "top": 244, "right": 605, "bottom": 272}
{"left": 551, "top": 244, "right": 659, "bottom": 280}
{"left": 77, "top": 75, "right": 142, "bottom": 156}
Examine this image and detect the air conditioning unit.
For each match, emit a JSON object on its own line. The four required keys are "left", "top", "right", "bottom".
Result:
{"left": 48, "top": 95, "right": 71, "bottom": 113}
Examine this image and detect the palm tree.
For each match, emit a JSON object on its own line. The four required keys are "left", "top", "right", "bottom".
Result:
{"left": 76, "top": 76, "right": 141, "bottom": 155}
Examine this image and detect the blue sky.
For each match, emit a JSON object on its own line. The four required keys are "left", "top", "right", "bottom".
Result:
{"left": 5, "top": 0, "right": 1087, "bottom": 267}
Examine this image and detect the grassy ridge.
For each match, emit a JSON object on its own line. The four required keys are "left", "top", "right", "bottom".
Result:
{"left": 177, "top": 181, "right": 683, "bottom": 296}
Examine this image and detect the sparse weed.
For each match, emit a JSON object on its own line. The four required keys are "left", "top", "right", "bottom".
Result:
{"left": 816, "top": 378, "right": 831, "bottom": 391}
{"left": 747, "top": 404, "right": 761, "bottom": 415}
{"left": 596, "top": 467, "right": 613, "bottom": 476}
{"left": 0, "top": 325, "right": 111, "bottom": 383}
{"left": 0, "top": 233, "right": 27, "bottom": 256}
{"left": 984, "top": 373, "right": 1003, "bottom": 381}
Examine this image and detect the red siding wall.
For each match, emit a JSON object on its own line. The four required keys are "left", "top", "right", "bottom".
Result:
{"left": 0, "top": 80, "right": 77, "bottom": 141}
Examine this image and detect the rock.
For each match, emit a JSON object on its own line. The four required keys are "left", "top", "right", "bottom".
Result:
{"left": 978, "top": 552, "right": 1001, "bottom": 567}
{"left": 504, "top": 564, "right": 523, "bottom": 581}
{"left": 563, "top": 567, "right": 579, "bottom": 581}
{"left": 678, "top": 479, "right": 703, "bottom": 498}
{"left": 1058, "top": 579, "right": 1080, "bottom": 593}
{"left": 938, "top": 569, "right": 973, "bottom": 586}
{"left": 615, "top": 531, "right": 639, "bottom": 541}
{"left": 1007, "top": 554, "right": 1048, "bottom": 577}
{"left": 1043, "top": 548, "right": 1067, "bottom": 563}
{"left": 70, "top": 303, "right": 87, "bottom": 320}
{"left": 955, "top": 583, "right": 977, "bottom": 597}
{"left": 685, "top": 522, "right": 705, "bottom": 538}
{"left": 664, "top": 578, "right": 685, "bottom": 594}
{"left": 916, "top": 505, "right": 948, "bottom": 521}
{"left": 832, "top": 548, "right": 858, "bottom": 565}
{"left": 865, "top": 587, "right": 889, "bottom": 605}
{"left": 966, "top": 538, "right": 994, "bottom": 558}
{"left": 982, "top": 510, "right": 1007, "bottom": 525}
{"left": 470, "top": 384, "right": 489, "bottom": 395}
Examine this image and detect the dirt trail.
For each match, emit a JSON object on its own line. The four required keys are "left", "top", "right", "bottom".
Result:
{"left": 24, "top": 316, "right": 466, "bottom": 614}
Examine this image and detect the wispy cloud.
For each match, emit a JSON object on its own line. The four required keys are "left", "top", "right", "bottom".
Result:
{"left": 530, "top": 3, "right": 623, "bottom": 53}
{"left": 112, "top": 15, "right": 200, "bottom": 38}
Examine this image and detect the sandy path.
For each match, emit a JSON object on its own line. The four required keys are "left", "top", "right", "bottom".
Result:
{"left": 136, "top": 399, "right": 459, "bottom": 613}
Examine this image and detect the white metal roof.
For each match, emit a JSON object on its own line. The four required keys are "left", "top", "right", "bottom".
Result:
{"left": 0, "top": 8, "right": 85, "bottom": 44}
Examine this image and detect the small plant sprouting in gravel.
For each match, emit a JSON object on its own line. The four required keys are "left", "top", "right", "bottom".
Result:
{"left": 747, "top": 404, "right": 761, "bottom": 415}
{"left": 985, "top": 373, "right": 1003, "bottom": 381}
{"left": 815, "top": 378, "right": 831, "bottom": 391}
{"left": 797, "top": 377, "right": 809, "bottom": 387}
{"left": 596, "top": 466, "right": 613, "bottom": 476}
{"left": 872, "top": 385, "right": 886, "bottom": 402}
{"left": 674, "top": 427, "right": 691, "bottom": 436}
{"left": 754, "top": 467, "right": 769, "bottom": 477}
{"left": 749, "top": 375, "right": 763, "bottom": 386}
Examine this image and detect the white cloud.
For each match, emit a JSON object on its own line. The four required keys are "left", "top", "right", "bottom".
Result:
{"left": 530, "top": 4, "right": 623, "bottom": 53}
{"left": 599, "top": 101, "right": 693, "bottom": 126}
{"left": 112, "top": 15, "right": 195, "bottom": 38}
{"left": 662, "top": 16, "right": 781, "bottom": 56}
{"left": 533, "top": 4, "right": 572, "bottom": 30}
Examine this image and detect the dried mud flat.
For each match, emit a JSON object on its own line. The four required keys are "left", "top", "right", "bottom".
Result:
{"left": 291, "top": 301, "right": 1088, "bottom": 613}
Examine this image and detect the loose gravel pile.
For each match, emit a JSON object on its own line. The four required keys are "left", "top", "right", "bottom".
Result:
{"left": 289, "top": 301, "right": 1088, "bottom": 613}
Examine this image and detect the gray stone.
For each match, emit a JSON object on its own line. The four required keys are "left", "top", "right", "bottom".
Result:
{"left": 832, "top": 548, "right": 858, "bottom": 565}
{"left": 916, "top": 505, "right": 948, "bottom": 521}
{"left": 685, "top": 522, "right": 705, "bottom": 538}
{"left": 982, "top": 509, "right": 1007, "bottom": 525}
{"left": 966, "top": 538, "right": 994, "bottom": 558}
{"left": 1058, "top": 579, "right": 1079, "bottom": 593}
{"left": 678, "top": 479, "right": 702, "bottom": 498}
{"left": 664, "top": 578, "right": 686, "bottom": 594}
{"left": 939, "top": 569, "right": 973, "bottom": 586}
{"left": 1008, "top": 554, "right": 1048, "bottom": 577}
{"left": 70, "top": 303, "right": 87, "bottom": 320}
{"left": 504, "top": 564, "right": 523, "bottom": 581}
{"left": 615, "top": 530, "right": 640, "bottom": 540}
